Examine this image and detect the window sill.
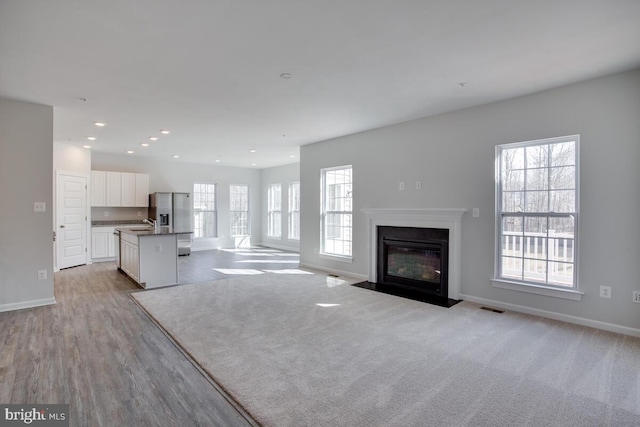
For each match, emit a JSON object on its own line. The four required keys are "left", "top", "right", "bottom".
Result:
{"left": 491, "top": 279, "right": 583, "bottom": 301}
{"left": 319, "top": 253, "right": 353, "bottom": 264}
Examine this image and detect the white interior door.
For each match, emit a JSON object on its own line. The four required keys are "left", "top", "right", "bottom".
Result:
{"left": 57, "top": 172, "right": 87, "bottom": 269}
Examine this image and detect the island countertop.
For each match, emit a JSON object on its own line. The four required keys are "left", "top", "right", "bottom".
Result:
{"left": 115, "top": 227, "right": 194, "bottom": 237}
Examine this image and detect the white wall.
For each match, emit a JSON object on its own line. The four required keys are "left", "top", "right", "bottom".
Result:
{"left": 0, "top": 97, "right": 55, "bottom": 311}
{"left": 260, "top": 163, "right": 301, "bottom": 252}
{"left": 91, "top": 152, "right": 262, "bottom": 249}
{"left": 300, "top": 68, "right": 640, "bottom": 334}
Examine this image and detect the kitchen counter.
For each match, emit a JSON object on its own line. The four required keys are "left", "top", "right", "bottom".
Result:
{"left": 115, "top": 228, "right": 190, "bottom": 289}
{"left": 115, "top": 227, "right": 193, "bottom": 237}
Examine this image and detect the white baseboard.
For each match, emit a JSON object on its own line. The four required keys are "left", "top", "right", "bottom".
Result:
{"left": 299, "top": 262, "right": 368, "bottom": 281}
{"left": 459, "top": 293, "right": 640, "bottom": 338}
{"left": 0, "top": 297, "right": 56, "bottom": 313}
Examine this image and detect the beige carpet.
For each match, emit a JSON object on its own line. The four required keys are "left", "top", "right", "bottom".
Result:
{"left": 132, "top": 273, "right": 640, "bottom": 427}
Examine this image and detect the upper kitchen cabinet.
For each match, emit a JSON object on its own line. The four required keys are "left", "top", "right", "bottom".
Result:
{"left": 91, "top": 170, "right": 107, "bottom": 207}
{"left": 91, "top": 170, "right": 149, "bottom": 207}
{"left": 135, "top": 173, "right": 149, "bottom": 207}
{"left": 121, "top": 173, "right": 136, "bottom": 206}
{"left": 106, "top": 171, "right": 122, "bottom": 206}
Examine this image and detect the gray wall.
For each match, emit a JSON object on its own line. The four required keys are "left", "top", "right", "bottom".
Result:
{"left": 0, "top": 97, "right": 55, "bottom": 310}
{"left": 91, "top": 152, "right": 262, "bottom": 249}
{"left": 260, "top": 163, "right": 301, "bottom": 251}
{"left": 300, "top": 69, "right": 640, "bottom": 333}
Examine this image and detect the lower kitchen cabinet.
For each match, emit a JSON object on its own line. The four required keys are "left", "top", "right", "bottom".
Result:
{"left": 91, "top": 227, "right": 116, "bottom": 261}
{"left": 121, "top": 236, "right": 140, "bottom": 283}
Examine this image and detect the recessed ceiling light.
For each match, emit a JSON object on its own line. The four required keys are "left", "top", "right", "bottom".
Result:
{"left": 149, "top": 137, "right": 158, "bottom": 141}
{"left": 172, "top": 155, "right": 180, "bottom": 159}
{"left": 94, "top": 122, "right": 106, "bottom": 127}
{"left": 279, "top": 73, "right": 292, "bottom": 79}
{"left": 251, "top": 163, "right": 257, "bottom": 166}
{"left": 160, "top": 130, "right": 170, "bottom": 134}
{"left": 249, "top": 149, "right": 256, "bottom": 153}
{"left": 127, "top": 150, "right": 134, "bottom": 154}
{"left": 87, "top": 136, "right": 96, "bottom": 141}
{"left": 141, "top": 143, "right": 149, "bottom": 147}
{"left": 289, "top": 155, "right": 295, "bottom": 158}
{"left": 215, "top": 159, "right": 221, "bottom": 163}
{"left": 83, "top": 145, "right": 91, "bottom": 149}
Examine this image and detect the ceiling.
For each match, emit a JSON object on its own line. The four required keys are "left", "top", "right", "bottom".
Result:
{"left": 1, "top": 0, "right": 639, "bottom": 169}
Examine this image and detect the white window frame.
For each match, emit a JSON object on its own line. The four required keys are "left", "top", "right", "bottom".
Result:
{"left": 320, "top": 165, "right": 353, "bottom": 259}
{"left": 193, "top": 183, "right": 217, "bottom": 239}
{"left": 493, "top": 135, "right": 582, "bottom": 301}
{"left": 230, "top": 184, "right": 250, "bottom": 237}
{"left": 267, "top": 183, "right": 282, "bottom": 239}
{"left": 288, "top": 181, "right": 300, "bottom": 241}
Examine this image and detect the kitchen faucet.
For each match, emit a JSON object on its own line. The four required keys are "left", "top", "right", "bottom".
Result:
{"left": 143, "top": 218, "right": 159, "bottom": 232}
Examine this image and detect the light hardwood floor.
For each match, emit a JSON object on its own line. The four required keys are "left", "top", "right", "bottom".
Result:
{"left": 0, "top": 258, "right": 264, "bottom": 426}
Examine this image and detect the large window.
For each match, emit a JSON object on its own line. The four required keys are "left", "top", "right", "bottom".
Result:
{"left": 496, "top": 135, "right": 579, "bottom": 288}
{"left": 267, "top": 183, "right": 282, "bottom": 238}
{"left": 193, "top": 183, "right": 216, "bottom": 238}
{"left": 321, "top": 166, "right": 352, "bottom": 257}
{"left": 288, "top": 181, "right": 300, "bottom": 240}
{"left": 230, "top": 184, "right": 250, "bottom": 236}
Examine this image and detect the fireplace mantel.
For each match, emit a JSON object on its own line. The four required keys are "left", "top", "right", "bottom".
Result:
{"left": 361, "top": 208, "right": 467, "bottom": 300}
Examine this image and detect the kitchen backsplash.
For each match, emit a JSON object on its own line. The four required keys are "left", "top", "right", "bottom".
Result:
{"left": 91, "top": 207, "right": 148, "bottom": 223}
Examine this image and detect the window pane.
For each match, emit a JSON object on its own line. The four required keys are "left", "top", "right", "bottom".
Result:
{"left": 523, "top": 258, "right": 546, "bottom": 283}
{"left": 501, "top": 256, "right": 522, "bottom": 280}
{"left": 526, "top": 145, "right": 548, "bottom": 168}
{"left": 526, "top": 168, "right": 547, "bottom": 191}
{"left": 550, "top": 166, "right": 575, "bottom": 190}
{"left": 549, "top": 190, "right": 575, "bottom": 212}
{"left": 550, "top": 141, "right": 575, "bottom": 167}
{"left": 502, "top": 147, "right": 525, "bottom": 171}
{"left": 525, "top": 190, "right": 548, "bottom": 212}
{"left": 548, "top": 262, "right": 574, "bottom": 286}
{"left": 503, "top": 170, "right": 524, "bottom": 191}
{"left": 524, "top": 216, "right": 547, "bottom": 260}
{"left": 503, "top": 191, "right": 524, "bottom": 212}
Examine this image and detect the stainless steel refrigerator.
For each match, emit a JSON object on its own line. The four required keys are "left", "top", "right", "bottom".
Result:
{"left": 149, "top": 192, "right": 193, "bottom": 256}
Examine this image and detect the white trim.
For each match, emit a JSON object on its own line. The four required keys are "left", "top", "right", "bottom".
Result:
{"left": 459, "top": 293, "right": 640, "bottom": 338}
{"left": 0, "top": 297, "right": 56, "bottom": 313}
{"left": 299, "top": 262, "right": 368, "bottom": 281}
{"left": 491, "top": 279, "right": 583, "bottom": 301}
{"left": 318, "top": 253, "right": 353, "bottom": 263}
{"left": 361, "top": 208, "right": 467, "bottom": 300}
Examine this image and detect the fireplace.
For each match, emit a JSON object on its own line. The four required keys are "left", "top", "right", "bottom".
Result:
{"left": 360, "top": 208, "right": 466, "bottom": 307}
{"left": 378, "top": 226, "right": 448, "bottom": 300}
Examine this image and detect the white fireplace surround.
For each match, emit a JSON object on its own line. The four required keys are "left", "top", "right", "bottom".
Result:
{"left": 362, "top": 208, "right": 467, "bottom": 300}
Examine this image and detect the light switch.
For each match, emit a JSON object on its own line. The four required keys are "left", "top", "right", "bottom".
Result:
{"left": 399, "top": 182, "right": 405, "bottom": 191}
{"left": 473, "top": 208, "right": 480, "bottom": 218}
{"left": 34, "top": 202, "right": 46, "bottom": 212}
{"left": 416, "top": 181, "right": 422, "bottom": 190}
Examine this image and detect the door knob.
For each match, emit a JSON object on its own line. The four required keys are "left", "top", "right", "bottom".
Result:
{"left": 60, "top": 225, "right": 65, "bottom": 228}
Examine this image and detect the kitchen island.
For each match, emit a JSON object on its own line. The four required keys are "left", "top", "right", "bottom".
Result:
{"left": 115, "top": 227, "right": 192, "bottom": 289}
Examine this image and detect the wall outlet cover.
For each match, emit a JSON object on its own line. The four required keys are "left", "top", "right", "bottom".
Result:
{"left": 38, "top": 270, "right": 47, "bottom": 280}
{"left": 633, "top": 290, "right": 640, "bottom": 303}
{"left": 600, "top": 285, "right": 611, "bottom": 298}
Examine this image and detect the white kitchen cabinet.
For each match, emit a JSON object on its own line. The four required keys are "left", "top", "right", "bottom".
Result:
{"left": 91, "top": 226, "right": 116, "bottom": 261}
{"left": 120, "top": 232, "right": 140, "bottom": 283}
{"left": 117, "top": 230, "right": 178, "bottom": 288}
{"left": 135, "top": 173, "right": 149, "bottom": 207}
{"left": 106, "top": 171, "right": 122, "bottom": 206}
{"left": 91, "top": 171, "right": 107, "bottom": 207}
{"left": 91, "top": 171, "right": 149, "bottom": 207}
{"left": 121, "top": 172, "right": 136, "bottom": 206}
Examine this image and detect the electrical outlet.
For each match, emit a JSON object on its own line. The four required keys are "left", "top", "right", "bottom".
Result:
{"left": 472, "top": 208, "right": 480, "bottom": 218}
{"left": 155, "top": 244, "right": 162, "bottom": 252}
{"left": 137, "top": 211, "right": 142, "bottom": 217}
{"left": 600, "top": 286, "right": 611, "bottom": 299}
{"left": 416, "top": 181, "right": 422, "bottom": 190}
{"left": 34, "top": 202, "right": 46, "bottom": 212}
{"left": 399, "top": 182, "right": 405, "bottom": 191}
{"left": 103, "top": 211, "right": 109, "bottom": 217}
{"left": 38, "top": 270, "right": 47, "bottom": 280}
{"left": 633, "top": 290, "right": 640, "bottom": 304}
